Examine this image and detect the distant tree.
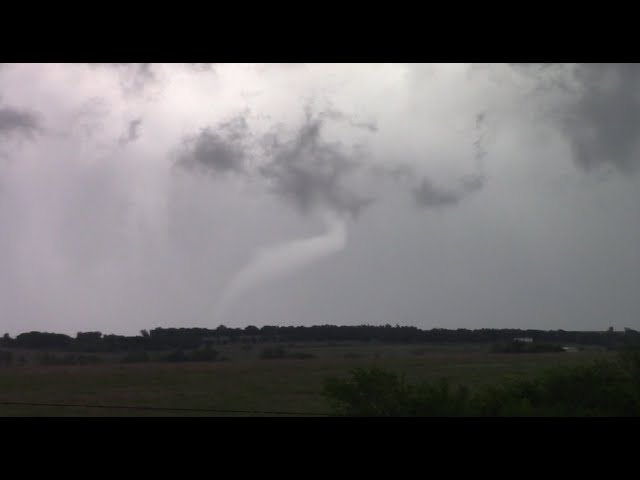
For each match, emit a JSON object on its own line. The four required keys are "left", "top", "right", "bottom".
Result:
{"left": 75, "top": 331, "right": 103, "bottom": 352}
{"left": 15, "top": 332, "right": 73, "bottom": 350}
{"left": 0, "top": 350, "right": 13, "bottom": 367}
{"left": 5, "top": 324, "right": 635, "bottom": 353}
{"left": 76, "top": 331, "right": 102, "bottom": 341}
{"left": 244, "top": 325, "right": 260, "bottom": 335}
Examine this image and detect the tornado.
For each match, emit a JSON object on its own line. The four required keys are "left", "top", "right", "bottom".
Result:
{"left": 215, "top": 210, "right": 347, "bottom": 323}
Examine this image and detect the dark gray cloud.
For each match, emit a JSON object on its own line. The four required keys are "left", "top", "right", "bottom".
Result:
{"left": 414, "top": 176, "right": 485, "bottom": 208}
{"left": 118, "top": 118, "right": 142, "bottom": 146}
{"left": 412, "top": 171, "right": 485, "bottom": 210}
{"left": 460, "top": 173, "right": 485, "bottom": 193}
{"left": 118, "top": 63, "right": 156, "bottom": 94}
{"left": 178, "top": 108, "right": 375, "bottom": 218}
{"left": 562, "top": 63, "right": 640, "bottom": 173}
{"left": 509, "top": 63, "right": 640, "bottom": 174}
{"left": 0, "top": 105, "right": 40, "bottom": 139}
{"left": 377, "top": 111, "right": 488, "bottom": 210}
{"left": 474, "top": 112, "right": 488, "bottom": 166}
{"left": 413, "top": 111, "right": 487, "bottom": 209}
{"left": 370, "top": 163, "right": 416, "bottom": 182}
{"left": 178, "top": 96, "right": 486, "bottom": 222}
{"left": 90, "top": 63, "right": 214, "bottom": 96}
{"left": 177, "top": 113, "right": 251, "bottom": 175}
{"left": 319, "top": 107, "right": 378, "bottom": 133}
{"left": 89, "top": 63, "right": 157, "bottom": 95}
{"left": 508, "top": 63, "right": 575, "bottom": 93}
{"left": 413, "top": 178, "right": 462, "bottom": 207}
{"left": 259, "top": 112, "right": 373, "bottom": 218}
{"left": 350, "top": 120, "right": 378, "bottom": 133}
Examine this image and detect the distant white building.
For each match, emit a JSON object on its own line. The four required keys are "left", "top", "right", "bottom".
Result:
{"left": 513, "top": 337, "right": 533, "bottom": 343}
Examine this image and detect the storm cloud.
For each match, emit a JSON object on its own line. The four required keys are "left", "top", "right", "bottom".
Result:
{"left": 259, "top": 111, "right": 374, "bottom": 217}
{"left": 177, "top": 113, "right": 252, "bottom": 175}
{"left": 0, "top": 105, "right": 40, "bottom": 139}
{"left": 413, "top": 177, "right": 472, "bottom": 208}
{"left": 90, "top": 63, "right": 157, "bottom": 95}
{"left": 509, "top": 63, "right": 640, "bottom": 174}
{"left": 0, "top": 63, "right": 639, "bottom": 336}
{"left": 119, "top": 118, "right": 142, "bottom": 146}
{"left": 178, "top": 108, "right": 376, "bottom": 218}
{"left": 562, "top": 63, "right": 640, "bottom": 173}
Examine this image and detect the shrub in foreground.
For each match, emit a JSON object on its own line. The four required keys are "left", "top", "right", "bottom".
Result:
{"left": 323, "top": 348, "right": 640, "bottom": 416}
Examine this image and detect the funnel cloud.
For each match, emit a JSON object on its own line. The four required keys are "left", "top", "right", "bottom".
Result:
{"left": 216, "top": 211, "right": 347, "bottom": 324}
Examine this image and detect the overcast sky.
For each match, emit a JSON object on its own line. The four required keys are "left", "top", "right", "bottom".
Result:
{"left": 1, "top": 63, "right": 639, "bottom": 336}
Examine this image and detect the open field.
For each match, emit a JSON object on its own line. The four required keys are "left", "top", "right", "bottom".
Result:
{"left": 0, "top": 343, "right": 613, "bottom": 416}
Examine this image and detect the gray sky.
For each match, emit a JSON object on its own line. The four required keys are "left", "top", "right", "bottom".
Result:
{"left": 1, "top": 63, "right": 639, "bottom": 336}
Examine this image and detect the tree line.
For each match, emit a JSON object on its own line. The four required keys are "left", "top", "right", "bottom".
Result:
{"left": 1, "top": 325, "right": 638, "bottom": 352}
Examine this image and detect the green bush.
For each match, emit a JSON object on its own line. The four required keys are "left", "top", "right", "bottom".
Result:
{"left": 323, "top": 347, "right": 640, "bottom": 416}
{"left": 324, "top": 367, "right": 413, "bottom": 416}
{"left": 324, "top": 368, "right": 473, "bottom": 416}
{"left": 474, "top": 360, "right": 640, "bottom": 416}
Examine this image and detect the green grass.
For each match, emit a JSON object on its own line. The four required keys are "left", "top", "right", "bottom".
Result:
{"left": 0, "top": 344, "right": 612, "bottom": 416}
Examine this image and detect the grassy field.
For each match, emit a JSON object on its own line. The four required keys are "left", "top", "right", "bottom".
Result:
{"left": 0, "top": 343, "right": 613, "bottom": 416}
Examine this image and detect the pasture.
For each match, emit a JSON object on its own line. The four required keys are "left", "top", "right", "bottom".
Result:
{"left": 0, "top": 342, "right": 612, "bottom": 416}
